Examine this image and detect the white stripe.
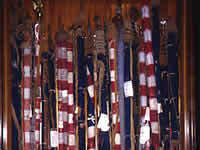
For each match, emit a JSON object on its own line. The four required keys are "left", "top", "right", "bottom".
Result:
{"left": 147, "top": 75, "right": 156, "bottom": 87}
{"left": 151, "top": 122, "right": 159, "bottom": 134}
{"left": 112, "top": 113, "right": 117, "bottom": 124}
{"left": 62, "top": 97, "right": 68, "bottom": 103}
{"left": 58, "top": 132, "right": 64, "bottom": 144}
{"left": 157, "top": 103, "right": 163, "bottom": 113}
{"left": 57, "top": 69, "right": 68, "bottom": 81}
{"left": 64, "top": 132, "right": 68, "bottom": 145}
{"left": 68, "top": 72, "right": 73, "bottom": 84}
{"left": 24, "top": 66, "right": 31, "bottom": 77}
{"left": 58, "top": 90, "right": 68, "bottom": 98}
{"left": 67, "top": 51, "right": 73, "bottom": 62}
{"left": 63, "top": 111, "right": 68, "bottom": 122}
{"left": 24, "top": 109, "right": 30, "bottom": 120}
{"left": 57, "top": 47, "right": 67, "bottom": 59}
{"left": 88, "top": 126, "right": 95, "bottom": 138}
{"left": 111, "top": 92, "right": 116, "bottom": 103}
{"left": 68, "top": 94, "right": 74, "bottom": 105}
{"left": 58, "top": 120, "right": 64, "bottom": 129}
{"left": 34, "top": 23, "right": 40, "bottom": 41}
{"left": 115, "top": 133, "right": 121, "bottom": 145}
{"left": 110, "top": 70, "right": 115, "bottom": 82}
{"left": 35, "top": 130, "right": 40, "bottom": 142}
{"left": 40, "top": 101, "right": 42, "bottom": 113}
{"left": 24, "top": 48, "right": 31, "bottom": 55}
{"left": 88, "top": 85, "right": 94, "bottom": 98}
{"left": 68, "top": 134, "right": 75, "bottom": 145}
{"left": 146, "top": 52, "right": 154, "bottom": 65}
{"left": 142, "top": 6, "right": 150, "bottom": 19}
{"left": 24, "top": 88, "right": 30, "bottom": 99}
{"left": 144, "top": 107, "right": 150, "bottom": 121}
{"left": 140, "top": 96, "right": 147, "bottom": 107}
{"left": 87, "top": 67, "right": 90, "bottom": 75}
{"left": 144, "top": 29, "right": 152, "bottom": 42}
{"left": 68, "top": 113, "right": 73, "bottom": 124}
{"left": 109, "top": 48, "right": 115, "bottom": 59}
{"left": 139, "top": 51, "right": 145, "bottom": 63}
{"left": 58, "top": 111, "right": 63, "bottom": 121}
{"left": 40, "top": 122, "right": 42, "bottom": 144}
{"left": 149, "top": 98, "right": 158, "bottom": 110}
{"left": 35, "top": 108, "right": 40, "bottom": 114}
{"left": 35, "top": 44, "right": 40, "bottom": 56}
{"left": 24, "top": 132, "right": 30, "bottom": 143}
{"left": 36, "top": 113, "right": 40, "bottom": 119}
{"left": 139, "top": 73, "right": 146, "bottom": 86}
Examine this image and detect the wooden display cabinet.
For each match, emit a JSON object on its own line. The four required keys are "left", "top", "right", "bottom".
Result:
{"left": 0, "top": 0, "right": 197, "bottom": 149}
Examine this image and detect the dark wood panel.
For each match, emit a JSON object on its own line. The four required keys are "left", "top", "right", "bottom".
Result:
{"left": 0, "top": 0, "right": 3, "bottom": 149}
{"left": 2, "top": 0, "right": 12, "bottom": 149}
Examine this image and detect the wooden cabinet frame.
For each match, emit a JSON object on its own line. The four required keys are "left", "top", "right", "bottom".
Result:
{"left": 0, "top": 0, "right": 197, "bottom": 149}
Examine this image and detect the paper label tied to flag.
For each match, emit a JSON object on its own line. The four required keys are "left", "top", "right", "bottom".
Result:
{"left": 124, "top": 80, "right": 134, "bottom": 98}
{"left": 50, "top": 130, "right": 58, "bottom": 147}
{"left": 97, "top": 113, "right": 110, "bottom": 132}
{"left": 139, "top": 124, "right": 150, "bottom": 144}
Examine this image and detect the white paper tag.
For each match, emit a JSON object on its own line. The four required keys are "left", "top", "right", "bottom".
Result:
{"left": 50, "top": 130, "right": 58, "bottom": 147}
{"left": 157, "top": 103, "right": 163, "bottom": 113}
{"left": 144, "top": 107, "right": 150, "bottom": 121}
{"left": 139, "top": 124, "right": 150, "bottom": 144}
{"left": 124, "top": 81, "right": 134, "bottom": 98}
{"left": 97, "top": 113, "right": 110, "bottom": 131}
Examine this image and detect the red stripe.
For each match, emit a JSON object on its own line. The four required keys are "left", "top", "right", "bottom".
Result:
{"left": 24, "top": 120, "right": 31, "bottom": 131}
{"left": 114, "top": 145, "right": 121, "bottom": 150}
{"left": 88, "top": 137, "right": 95, "bottom": 149}
{"left": 24, "top": 143, "right": 30, "bottom": 150}
{"left": 68, "top": 124, "right": 75, "bottom": 134}
{"left": 139, "top": 63, "right": 145, "bottom": 73}
{"left": 56, "top": 40, "right": 67, "bottom": 47}
{"left": 112, "top": 102, "right": 119, "bottom": 114}
{"left": 23, "top": 100, "right": 31, "bottom": 109}
{"left": 111, "top": 82, "right": 116, "bottom": 92}
{"left": 113, "top": 123, "right": 120, "bottom": 133}
{"left": 67, "top": 105, "right": 74, "bottom": 114}
{"left": 68, "top": 146, "right": 75, "bottom": 150}
{"left": 23, "top": 77, "right": 31, "bottom": 88}
{"left": 56, "top": 59, "right": 68, "bottom": 68}
{"left": 141, "top": 107, "right": 147, "bottom": 117}
{"left": 23, "top": 56, "right": 32, "bottom": 66}
{"left": 57, "top": 80, "right": 68, "bottom": 90}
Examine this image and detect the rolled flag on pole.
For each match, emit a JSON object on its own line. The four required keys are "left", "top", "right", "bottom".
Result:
{"left": 141, "top": 0, "right": 159, "bottom": 148}
{"left": 138, "top": 39, "right": 150, "bottom": 148}
{"left": 86, "top": 55, "right": 96, "bottom": 150}
{"left": 22, "top": 24, "right": 33, "bottom": 150}
{"left": 34, "top": 22, "right": 42, "bottom": 149}
{"left": 66, "top": 40, "right": 76, "bottom": 150}
{"left": 108, "top": 39, "right": 120, "bottom": 150}
{"left": 77, "top": 35, "right": 87, "bottom": 150}
{"left": 55, "top": 37, "right": 68, "bottom": 150}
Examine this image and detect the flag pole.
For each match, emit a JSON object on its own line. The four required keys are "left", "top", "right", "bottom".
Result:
{"left": 130, "top": 40, "right": 135, "bottom": 150}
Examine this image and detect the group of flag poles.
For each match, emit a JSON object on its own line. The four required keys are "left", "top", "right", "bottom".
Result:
{"left": 14, "top": 0, "right": 179, "bottom": 150}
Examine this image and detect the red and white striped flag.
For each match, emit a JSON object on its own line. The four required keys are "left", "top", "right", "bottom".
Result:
{"left": 56, "top": 40, "right": 68, "bottom": 150}
{"left": 34, "top": 22, "right": 42, "bottom": 149}
{"left": 109, "top": 39, "right": 120, "bottom": 150}
{"left": 141, "top": 0, "right": 159, "bottom": 148}
{"left": 22, "top": 36, "right": 33, "bottom": 150}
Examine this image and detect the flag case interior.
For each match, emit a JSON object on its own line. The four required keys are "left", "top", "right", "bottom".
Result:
{"left": 0, "top": 0, "right": 197, "bottom": 150}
